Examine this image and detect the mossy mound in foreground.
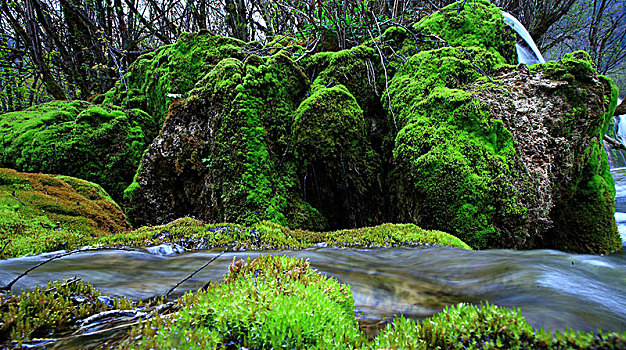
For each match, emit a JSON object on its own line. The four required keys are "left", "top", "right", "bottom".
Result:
{"left": 0, "top": 279, "right": 133, "bottom": 343}
{"left": 0, "top": 168, "right": 130, "bottom": 259}
{"left": 0, "top": 101, "right": 157, "bottom": 201}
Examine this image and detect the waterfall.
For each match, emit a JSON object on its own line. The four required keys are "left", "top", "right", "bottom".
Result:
{"left": 501, "top": 11, "right": 546, "bottom": 65}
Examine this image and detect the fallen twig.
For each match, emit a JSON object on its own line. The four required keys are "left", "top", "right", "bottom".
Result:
{"left": 1, "top": 247, "right": 142, "bottom": 292}
{"left": 605, "top": 135, "right": 626, "bottom": 150}
{"left": 163, "top": 243, "right": 234, "bottom": 298}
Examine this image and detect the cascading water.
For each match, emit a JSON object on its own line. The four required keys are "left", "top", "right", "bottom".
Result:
{"left": 501, "top": 11, "right": 546, "bottom": 65}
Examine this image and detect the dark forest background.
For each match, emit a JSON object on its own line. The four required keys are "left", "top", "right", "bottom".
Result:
{"left": 1, "top": 0, "right": 625, "bottom": 112}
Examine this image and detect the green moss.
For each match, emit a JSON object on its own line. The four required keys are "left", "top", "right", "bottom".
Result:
{"left": 101, "top": 217, "right": 470, "bottom": 251}
{"left": 539, "top": 59, "right": 621, "bottom": 254}
{"left": 388, "top": 47, "right": 506, "bottom": 126}
{"left": 386, "top": 46, "right": 529, "bottom": 249}
{"left": 0, "top": 279, "right": 133, "bottom": 342}
{"left": 415, "top": 0, "right": 517, "bottom": 64}
{"left": 292, "top": 85, "right": 382, "bottom": 228}
{"left": 371, "top": 302, "right": 626, "bottom": 349}
{"left": 0, "top": 101, "right": 156, "bottom": 201}
{"left": 0, "top": 168, "right": 130, "bottom": 259}
{"left": 103, "top": 32, "right": 245, "bottom": 124}
{"left": 123, "top": 256, "right": 365, "bottom": 349}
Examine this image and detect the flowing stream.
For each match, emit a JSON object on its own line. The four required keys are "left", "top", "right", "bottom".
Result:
{"left": 2, "top": 171, "right": 626, "bottom": 345}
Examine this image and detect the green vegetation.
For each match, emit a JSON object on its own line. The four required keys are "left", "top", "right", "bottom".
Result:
{"left": 119, "top": 217, "right": 471, "bottom": 251}
{"left": 0, "top": 214, "right": 470, "bottom": 259}
{"left": 415, "top": 0, "right": 517, "bottom": 64}
{"left": 0, "top": 168, "right": 130, "bottom": 259}
{"left": 387, "top": 46, "right": 529, "bottom": 249}
{"left": 102, "top": 32, "right": 245, "bottom": 124}
{"left": 0, "top": 100, "right": 157, "bottom": 201}
{"left": 122, "top": 255, "right": 364, "bottom": 349}
{"left": 371, "top": 302, "right": 626, "bottom": 349}
{"left": 0, "top": 279, "right": 133, "bottom": 343}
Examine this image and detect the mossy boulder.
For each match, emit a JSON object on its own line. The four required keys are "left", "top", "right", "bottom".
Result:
{"left": 415, "top": 0, "right": 517, "bottom": 64}
{"left": 293, "top": 85, "right": 381, "bottom": 228}
{"left": 125, "top": 52, "right": 326, "bottom": 229}
{"left": 0, "top": 168, "right": 130, "bottom": 259}
{"left": 388, "top": 46, "right": 621, "bottom": 253}
{"left": 0, "top": 100, "right": 157, "bottom": 201}
{"left": 102, "top": 31, "right": 245, "bottom": 124}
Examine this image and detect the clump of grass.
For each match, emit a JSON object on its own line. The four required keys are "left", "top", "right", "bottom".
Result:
{"left": 0, "top": 279, "right": 133, "bottom": 343}
{"left": 371, "top": 302, "right": 626, "bottom": 349}
{"left": 122, "top": 255, "right": 367, "bottom": 349}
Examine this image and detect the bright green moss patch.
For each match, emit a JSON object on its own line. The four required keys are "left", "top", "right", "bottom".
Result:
{"left": 371, "top": 302, "right": 626, "bottom": 349}
{"left": 0, "top": 168, "right": 130, "bottom": 259}
{"left": 102, "top": 31, "right": 245, "bottom": 124}
{"left": 415, "top": 0, "right": 517, "bottom": 64}
{"left": 122, "top": 255, "right": 365, "bottom": 349}
{"left": 96, "top": 217, "right": 470, "bottom": 251}
{"left": 0, "top": 279, "right": 133, "bottom": 343}
{"left": 387, "top": 47, "right": 530, "bottom": 249}
{"left": 0, "top": 100, "right": 156, "bottom": 201}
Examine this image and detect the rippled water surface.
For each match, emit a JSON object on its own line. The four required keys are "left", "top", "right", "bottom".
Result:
{"left": 2, "top": 169, "right": 626, "bottom": 337}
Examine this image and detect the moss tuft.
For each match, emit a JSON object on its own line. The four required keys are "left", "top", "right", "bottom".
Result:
{"left": 122, "top": 255, "right": 365, "bottom": 349}
{"left": 0, "top": 279, "right": 133, "bottom": 342}
{"left": 371, "top": 302, "right": 626, "bottom": 349}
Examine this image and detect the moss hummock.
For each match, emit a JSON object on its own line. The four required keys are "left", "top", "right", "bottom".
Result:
{"left": 122, "top": 255, "right": 364, "bottom": 349}
{"left": 0, "top": 279, "right": 133, "bottom": 343}
{"left": 371, "top": 302, "right": 626, "bottom": 349}
{"left": 102, "top": 31, "right": 245, "bottom": 124}
{"left": 0, "top": 168, "right": 130, "bottom": 259}
{"left": 0, "top": 101, "right": 157, "bottom": 201}
{"left": 415, "top": 0, "right": 517, "bottom": 64}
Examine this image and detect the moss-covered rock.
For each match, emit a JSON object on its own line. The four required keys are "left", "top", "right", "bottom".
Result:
{"left": 387, "top": 45, "right": 621, "bottom": 253}
{"left": 125, "top": 51, "right": 326, "bottom": 229}
{"left": 0, "top": 101, "right": 156, "bottom": 201}
{"left": 102, "top": 31, "right": 245, "bottom": 124}
{"left": 293, "top": 85, "right": 381, "bottom": 228}
{"left": 415, "top": 0, "right": 517, "bottom": 64}
{"left": 0, "top": 168, "right": 130, "bottom": 259}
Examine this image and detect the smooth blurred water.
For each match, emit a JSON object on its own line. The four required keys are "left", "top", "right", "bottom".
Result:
{"left": 2, "top": 171, "right": 626, "bottom": 339}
